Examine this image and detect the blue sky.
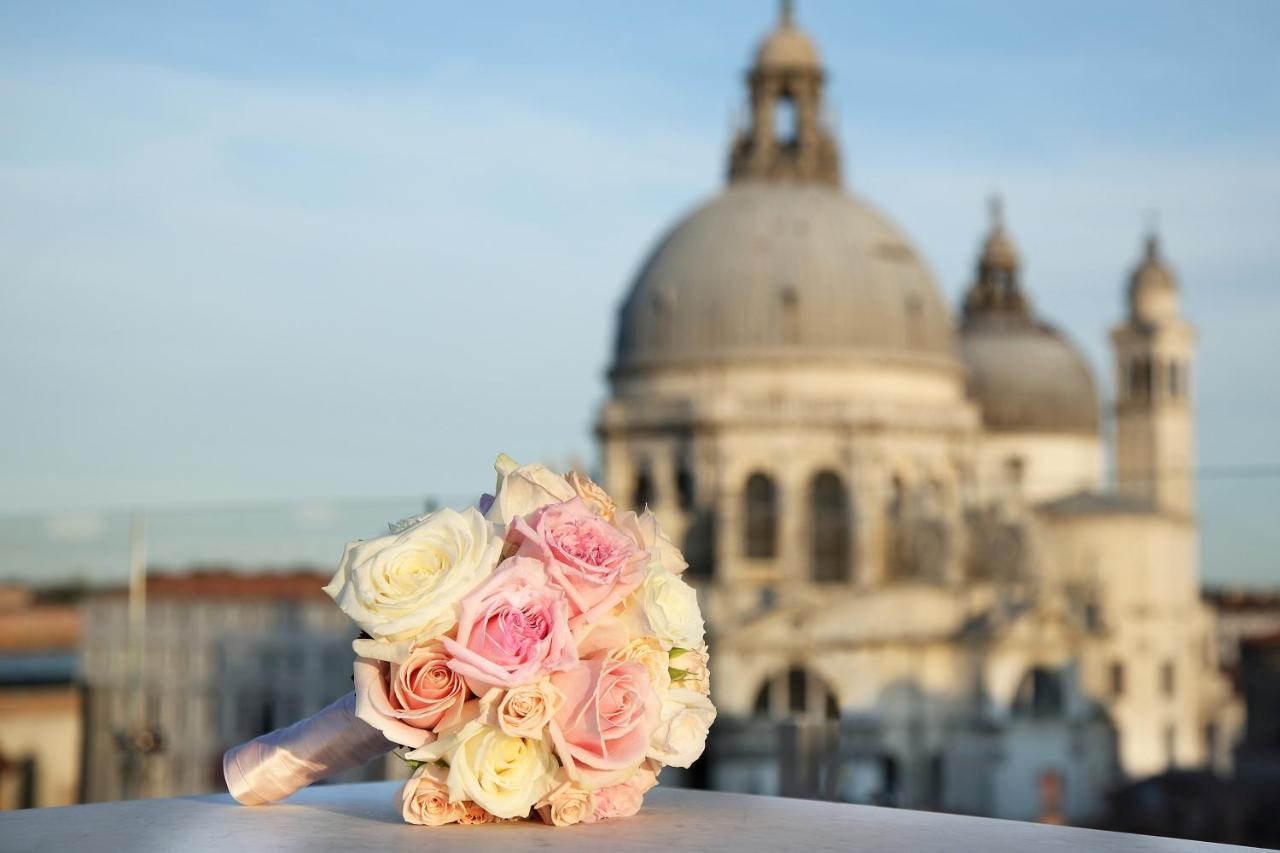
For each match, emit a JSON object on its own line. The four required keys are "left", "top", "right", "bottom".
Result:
{"left": 2, "top": 1, "right": 1278, "bottom": 585}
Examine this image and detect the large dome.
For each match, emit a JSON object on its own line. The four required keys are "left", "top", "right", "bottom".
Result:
{"left": 612, "top": 183, "right": 958, "bottom": 375}
{"left": 960, "top": 315, "right": 1099, "bottom": 434}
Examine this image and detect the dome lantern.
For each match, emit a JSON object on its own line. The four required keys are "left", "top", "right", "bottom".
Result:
{"left": 610, "top": 3, "right": 959, "bottom": 379}
{"left": 728, "top": 1, "right": 841, "bottom": 187}
{"left": 963, "top": 196, "right": 1029, "bottom": 321}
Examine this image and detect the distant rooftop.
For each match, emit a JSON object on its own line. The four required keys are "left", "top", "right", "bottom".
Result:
{"left": 1204, "top": 587, "right": 1280, "bottom": 611}
{"left": 1036, "top": 490, "right": 1156, "bottom": 517}
{"left": 0, "top": 586, "right": 79, "bottom": 653}
{"left": 94, "top": 568, "right": 330, "bottom": 601}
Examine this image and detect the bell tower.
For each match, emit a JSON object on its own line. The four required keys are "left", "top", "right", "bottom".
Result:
{"left": 728, "top": 1, "right": 841, "bottom": 186}
{"left": 1111, "top": 230, "right": 1196, "bottom": 516}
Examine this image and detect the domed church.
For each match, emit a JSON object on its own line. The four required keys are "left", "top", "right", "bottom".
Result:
{"left": 597, "top": 3, "right": 1239, "bottom": 822}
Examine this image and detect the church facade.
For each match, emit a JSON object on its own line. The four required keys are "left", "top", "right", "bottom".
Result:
{"left": 596, "top": 6, "right": 1239, "bottom": 822}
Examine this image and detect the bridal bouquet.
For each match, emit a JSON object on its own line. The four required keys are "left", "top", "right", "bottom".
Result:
{"left": 223, "top": 455, "right": 714, "bottom": 828}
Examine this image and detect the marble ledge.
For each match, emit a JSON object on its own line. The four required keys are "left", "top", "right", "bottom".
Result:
{"left": 0, "top": 782, "right": 1263, "bottom": 853}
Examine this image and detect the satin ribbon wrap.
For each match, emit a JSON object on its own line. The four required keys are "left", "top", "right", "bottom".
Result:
{"left": 223, "top": 691, "right": 395, "bottom": 805}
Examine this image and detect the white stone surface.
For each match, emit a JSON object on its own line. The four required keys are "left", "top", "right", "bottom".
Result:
{"left": 0, "top": 782, "right": 1259, "bottom": 853}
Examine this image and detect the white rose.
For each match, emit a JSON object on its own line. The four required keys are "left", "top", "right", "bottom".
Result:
{"left": 639, "top": 567, "right": 704, "bottom": 650}
{"left": 408, "top": 717, "right": 556, "bottom": 820}
{"left": 323, "top": 506, "right": 500, "bottom": 641}
{"left": 484, "top": 453, "right": 576, "bottom": 527}
{"left": 616, "top": 509, "right": 688, "bottom": 575}
{"left": 648, "top": 687, "right": 716, "bottom": 769}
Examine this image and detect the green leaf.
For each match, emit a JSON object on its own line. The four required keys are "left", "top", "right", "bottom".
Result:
{"left": 669, "top": 647, "right": 689, "bottom": 660}
{"left": 392, "top": 751, "right": 424, "bottom": 769}
{"left": 669, "top": 667, "right": 689, "bottom": 681}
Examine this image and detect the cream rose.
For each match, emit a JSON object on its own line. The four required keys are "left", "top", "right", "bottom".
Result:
{"left": 408, "top": 717, "right": 556, "bottom": 820}
{"left": 638, "top": 567, "right": 704, "bottom": 650}
{"left": 567, "top": 470, "right": 616, "bottom": 521}
{"left": 535, "top": 778, "right": 593, "bottom": 827}
{"left": 484, "top": 454, "right": 576, "bottom": 527}
{"left": 401, "top": 763, "right": 465, "bottom": 826}
{"left": 323, "top": 506, "right": 500, "bottom": 641}
{"left": 480, "top": 680, "right": 563, "bottom": 740}
{"left": 608, "top": 637, "right": 671, "bottom": 695}
{"left": 616, "top": 509, "right": 688, "bottom": 576}
{"left": 648, "top": 687, "right": 716, "bottom": 768}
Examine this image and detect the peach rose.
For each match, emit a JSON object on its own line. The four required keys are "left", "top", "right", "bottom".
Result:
{"left": 535, "top": 779, "right": 593, "bottom": 827}
{"left": 480, "top": 680, "right": 563, "bottom": 740}
{"left": 401, "top": 763, "right": 465, "bottom": 826}
{"left": 457, "top": 802, "right": 500, "bottom": 824}
{"left": 353, "top": 638, "right": 465, "bottom": 748}
{"left": 443, "top": 556, "right": 577, "bottom": 695}
{"left": 549, "top": 657, "right": 659, "bottom": 788}
{"left": 509, "top": 498, "right": 647, "bottom": 626}
{"left": 588, "top": 764, "right": 658, "bottom": 823}
{"left": 567, "top": 470, "right": 616, "bottom": 521}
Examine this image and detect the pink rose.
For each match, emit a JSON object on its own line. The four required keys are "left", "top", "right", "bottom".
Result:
{"left": 444, "top": 556, "right": 577, "bottom": 694}
{"left": 509, "top": 498, "right": 647, "bottom": 626}
{"left": 588, "top": 764, "right": 658, "bottom": 822}
{"left": 549, "top": 657, "right": 659, "bottom": 788}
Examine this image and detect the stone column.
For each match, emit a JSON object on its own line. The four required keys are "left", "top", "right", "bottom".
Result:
{"left": 712, "top": 446, "right": 742, "bottom": 587}
{"left": 599, "top": 433, "right": 633, "bottom": 505}
{"left": 778, "top": 459, "right": 808, "bottom": 595}
{"left": 852, "top": 455, "right": 885, "bottom": 590}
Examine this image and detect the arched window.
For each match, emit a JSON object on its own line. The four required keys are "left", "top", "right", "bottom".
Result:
{"left": 632, "top": 468, "right": 654, "bottom": 510}
{"left": 753, "top": 666, "right": 839, "bottom": 720}
{"left": 885, "top": 474, "right": 906, "bottom": 580}
{"left": 1133, "top": 356, "right": 1153, "bottom": 399}
{"left": 775, "top": 94, "right": 798, "bottom": 146}
{"left": 1168, "top": 360, "right": 1188, "bottom": 398}
{"left": 1012, "top": 667, "right": 1065, "bottom": 719}
{"left": 780, "top": 285, "right": 800, "bottom": 344}
{"left": 676, "top": 465, "right": 695, "bottom": 511}
{"left": 811, "top": 470, "right": 851, "bottom": 583}
{"left": 744, "top": 473, "right": 778, "bottom": 558}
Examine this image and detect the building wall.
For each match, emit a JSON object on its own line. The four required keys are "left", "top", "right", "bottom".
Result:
{"left": 974, "top": 431, "right": 1102, "bottom": 505}
{"left": 78, "top": 591, "right": 395, "bottom": 802}
{"left": 1037, "top": 511, "right": 1239, "bottom": 778}
{"left": 0, "top": 686, "right": 81, "bottom": 808}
